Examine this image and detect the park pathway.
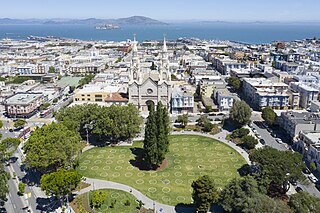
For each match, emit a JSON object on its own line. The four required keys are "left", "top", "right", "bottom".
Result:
{"left": 75, "top": 132, "right": 251, "bottom": 213}
{"left": 75, "top": 177, "right": 184, "bottom": 213}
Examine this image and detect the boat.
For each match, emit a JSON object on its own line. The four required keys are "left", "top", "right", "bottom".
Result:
{"left": 95, "top": 24, "right": 120, "bottom": 30}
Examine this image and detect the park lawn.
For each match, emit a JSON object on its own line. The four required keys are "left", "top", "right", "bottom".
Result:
{"left": 78, "top": 135, "right": 246, "bottom": 206}
{"left": 89, "top": 189, "right": 140, "bottom": 213}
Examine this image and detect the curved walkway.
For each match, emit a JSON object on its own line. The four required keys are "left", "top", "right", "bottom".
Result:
{"left": 75, "top": 177, "right": 177, "bottom": 213}
{"left": 76, "top": 132, "right": 251, "bottom": 213}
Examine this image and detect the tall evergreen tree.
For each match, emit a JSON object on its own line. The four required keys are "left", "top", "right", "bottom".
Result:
{"left": 143, "top": 103, "right": 158, "bottom": 167}
{"left": 156, "top": 102, "right": 166, "bottom": 164}
{"left": 162, "top": 106, "right": 170, "bottom": 153}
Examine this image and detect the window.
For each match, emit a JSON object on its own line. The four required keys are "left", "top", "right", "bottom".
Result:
{"left": 95, "top": 94, "right": 102, "bottom": 98}
{"left": 82, "top": 98, "right": 85, "bottom": 101}
{"left": 147, "top": 88, "right": 153, "bottom": 94}
{"left": 95, "top": 99, "right": 103, "bottom": 102}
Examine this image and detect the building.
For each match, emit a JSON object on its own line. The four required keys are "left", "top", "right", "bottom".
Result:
{"left": 294, "top": 131, "right": 320, "bottom": 173}
{"left": 128, "top": 36, "right": 172, "bottom": 112}
{"left": 290, "top": 82, "right": 319, "bottom": 109}
{"left": 214, "top": 88, "right": 237, "bottom": 111}
{"left": 73, "top": 84, "right": 119, "bottom": 104}
{"left": 4, "top": 93, "right": 43, "bottom": 118}
{"left": 278, "top": 111, "right": 320, "bottom": 139}
{"left": 171, "top": 86, "right": 194, "bottom": 114}
{"left": 212, "top": 56, "right": 246, "bottom": 75}
{"left": 242, "top": 78, "right": 290, "bottom": 109}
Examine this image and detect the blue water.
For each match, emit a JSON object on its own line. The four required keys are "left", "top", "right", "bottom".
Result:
{"left": 0, "top": 23, "right": 320, "bottom": 44}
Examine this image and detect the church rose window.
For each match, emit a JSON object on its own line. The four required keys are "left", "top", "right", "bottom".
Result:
{"left": 147, "top": 88, "right": 153, "bottom": 94}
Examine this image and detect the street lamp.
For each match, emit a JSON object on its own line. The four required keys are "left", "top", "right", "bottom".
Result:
{"left": 84, "top": 121, "right": 94, "bottom": 145}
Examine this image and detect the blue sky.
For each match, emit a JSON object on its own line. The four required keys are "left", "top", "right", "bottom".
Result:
{"left": 2, "top": 0, "right": 320, "bottom": 21}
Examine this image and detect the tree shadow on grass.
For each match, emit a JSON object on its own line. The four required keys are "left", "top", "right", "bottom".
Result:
{"left": 129, "top": 147, "right": 153, "bottom": 171}
{"left": 175, "top": 203, "right": 194, "bottom": 213}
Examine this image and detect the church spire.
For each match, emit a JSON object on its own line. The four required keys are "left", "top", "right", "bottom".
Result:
{"left": 163, "top": 34, "right": 167, "bottom": 52}
{"left": 130, "top": 33, "right": 141, "bottom": 83}
{"left": 159, "top": 34, "right": 170, "bottom": 82}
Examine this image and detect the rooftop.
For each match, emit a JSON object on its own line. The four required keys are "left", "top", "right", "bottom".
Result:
{"left": 5, "top": 93, "right": 42, "bottom": 105}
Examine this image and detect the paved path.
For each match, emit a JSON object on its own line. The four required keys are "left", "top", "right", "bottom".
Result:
{"left": 76, "top": 132, "right": 251, "bottom": 213}
{"left": 75, "top": 178, "right": 178, "bottom": 213}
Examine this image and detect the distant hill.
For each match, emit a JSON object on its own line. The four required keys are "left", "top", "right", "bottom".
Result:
{"left": 0, "top": 16, "right": 167, "bottom": 25}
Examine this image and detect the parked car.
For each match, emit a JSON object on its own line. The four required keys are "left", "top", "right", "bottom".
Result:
{"left": 271, "top": 132, "right": 277, "bottom": 138}
{"left": 296, "top": 186, "right": 303, "bottom": 192}
{"left": 275, "top": 138, "right": 283, "bottom": 143}
{"left": 256, "top": 134, "right": 261, "bottom": 139}
{"left": 259, "top": 139, "right": 266, "bottom": 145}
{"left": 316, "top": 184, "right": 320, "bottom": 192}
{"left": 308, "top": 175, "right": 318, "bottom": 183}
{"left": 289, "top": 178, "right": 298, "bottom": 186}
{"left": 302, "top": 168, "right": 311, "bottom": 175}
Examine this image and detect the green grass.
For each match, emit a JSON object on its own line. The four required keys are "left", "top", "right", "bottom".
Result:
{"left": 78, "top": 135, "right": 246, "bottom": 206}
{"left": 89, "top": 189, "right": 140, "bottom": 213}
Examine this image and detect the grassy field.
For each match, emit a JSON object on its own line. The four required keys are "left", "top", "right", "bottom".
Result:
{"left": 89, "top": 189, "right": 141, "bottom": 213}
{"left": 78, "top": 135, "right": 246, "bottom": 206}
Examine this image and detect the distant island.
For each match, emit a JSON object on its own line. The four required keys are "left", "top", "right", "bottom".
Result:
{"left": 0, "top": 16, "right": 167, "bottom": 25}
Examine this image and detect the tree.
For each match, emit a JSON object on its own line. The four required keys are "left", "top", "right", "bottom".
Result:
{"left": 231, "top": 127, "right": 250, "bottom": 138}
{"left": 41, "top": 169, "right": 82, "bottom": 199}
{"left": 13, "top": 119, "right": 26, "bottom": 129}
{"left": 143, "top": 102, "right": 170, "bottom": 168}
{"left": 310, "top": 162, "right": 317, "bottom": 172}
{"left": 192, "top": 175, "right": 219, "bottom": 213}
{"left": 250, "top": 147, "right": 305, "bottom": 195}
{"left": 24, "top": 122, "right": 82, "bottom": 173}
{"left": 40, "top": 102, "right": 50, "bottom": 111}
{"left": 228, "top": 76, "right": 241, "bottom": 91}
{"left": 288, "top": 192, "right": 320, "bottom": 213}
{"left": 143, "top": 103, "right": 158, "bottom": 167}
{"left": 162, "top": 106, "right": 170, "bottom": 154}
{"left": 156, "top": 102, "right": 166, "bottom": 164}
{"left": 0, "top": 138, "right": 20, "bottom": 162}
{"left": 78, "top": 74, "right": 95, "bottom": 86}
{"left": 202, "top": 121, "right": 214, "bottom": 132}
{"left": 0, "top": 165, "right": 9, "bottom": 202}
{"left": 55, "top": 104, "right": 142, "bottom": 143}
{"left": 53, "top": 98, "right": 58, "bottom": 103}
{"left": 176, "top": 114, "right": 188, "bottom": 127}
{"left": 196, "top": 115, "right": 209, "bottom": 127}
{"left": 241, "top": 135, "right": 258, "bottom": 149}
{"left": 48, "top": 66, "right": 56, "bottom": 73}
{"left": 91, "top": 190, "right": 108, "bottom": 208}
{"left": 230, "top": 101, "right": 252, "bottom": 126}
{"left": 220, "top": 176, "right": 259, "bottom": 212}
{"left": 0, "top": 120, "right": 3, "bottom": 129}
{"left": 262, "top": 107, "right": 277, "bottom": 126}
{"left": 18, "top": 182, "right": 25, "bottom": 195}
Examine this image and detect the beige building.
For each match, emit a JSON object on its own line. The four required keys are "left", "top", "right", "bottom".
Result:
{"left": 73, "top": 84, "right": 119, "bottom": 104}
{"left": 128, "top": 37, "right": 172, "bottom": 112}
{"left": 4, "top": 93, "right": 43, "bottom": 118}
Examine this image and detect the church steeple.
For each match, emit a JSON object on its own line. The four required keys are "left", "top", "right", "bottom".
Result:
{"left": 130, "top": 33, "right": 142, "bottom": 83}
{"left": 160, "top": 34, "right": 170, "bottom": 82}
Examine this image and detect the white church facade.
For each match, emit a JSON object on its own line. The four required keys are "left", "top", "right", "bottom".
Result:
{"left": 128, "top": 36, "right": 172, "bottom": 112}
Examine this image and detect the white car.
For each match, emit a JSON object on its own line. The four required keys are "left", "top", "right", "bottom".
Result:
{"left": 256, "top": 134, "right": 261, "bottom": 139}
{"left": 252, "top": 129, "right": 257, "bottom": 133}
{"left": 308, "top": 175, "right": 318, "bottom": 183}
{"left": 275, "top": 138, "right": 283, "bottom": 143}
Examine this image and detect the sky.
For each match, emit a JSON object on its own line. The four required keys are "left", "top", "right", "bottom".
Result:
{"left": 1, "top": 0, "right": 320, "bottom": 22}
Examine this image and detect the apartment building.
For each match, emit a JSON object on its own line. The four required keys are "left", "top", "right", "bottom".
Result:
{"left": 171, "top": 87, "right": 194, "bottom": 114}
{"left": 242, "top": 78, "right": 290, "bottom": 109}
{"left": 278, "top": 111, "right": 320, "bottom": 138}
{"left": 4, "top": 93, "right": 44, "bottom": 118}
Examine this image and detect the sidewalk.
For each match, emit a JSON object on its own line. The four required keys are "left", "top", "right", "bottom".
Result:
{"left": 76, "top": 178, "right": 177, "bottom": 213}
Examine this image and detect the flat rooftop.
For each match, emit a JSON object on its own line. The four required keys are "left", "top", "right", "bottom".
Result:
{"left": 5, "top": 93, "right": 42, "bottom": 105}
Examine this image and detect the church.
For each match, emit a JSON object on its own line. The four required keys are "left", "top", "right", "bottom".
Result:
{"left": 128, "top": 36, "right": 172, "bottom": 112}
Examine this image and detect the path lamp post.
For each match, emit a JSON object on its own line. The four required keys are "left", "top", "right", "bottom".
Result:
{"left": 84, "top": 121, "right": 94, "bottom": 145}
